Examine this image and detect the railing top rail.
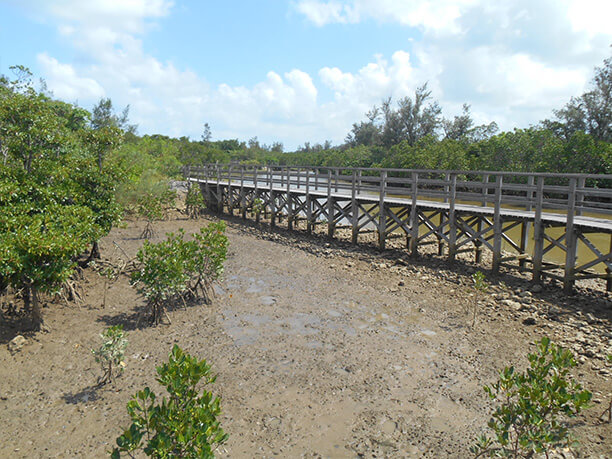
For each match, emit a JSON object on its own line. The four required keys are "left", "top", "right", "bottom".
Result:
{"left": 186, "top": 164, "right": 612, "bottom": 181}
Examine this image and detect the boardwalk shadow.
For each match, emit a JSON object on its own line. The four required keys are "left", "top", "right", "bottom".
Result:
{"left": 213, "top": 210, "right": 612, "bottom": 327}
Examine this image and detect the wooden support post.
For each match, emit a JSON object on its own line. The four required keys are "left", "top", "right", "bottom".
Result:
{"left": 216, "top": 164, "right": 222, "bottom": 214}
{"left": 563, "top": 178, "right": 578, "bottom": 294}
{"left": 228, "top": 165, "right": 233, "bottom": 215}
{"left": 254, "top": 168, "right": 260, "bottom": 223}
{"left": 351, "top": 170, "right": 358, "bottom": 244}
{"left": 334, "top": 169, "right": 339, "bottom": 192}
{"left": 448, "top": 173, "right": 457, "bottom": 260}
{"left": 357, "top": 169, "right": 362, "bottom": 194}
{"left": 519, "top": 175, "right": 534, "bottom": 269}
{"left": 270, "top": 167, "right": 276, "bottom": 227}
{"left": 378, "top": 171, "right": 387, "bottom": 250}
{"left": 532, "top": 176, "right": 545, "bottom": 283}
{"left": 327, "top": 170, "right": 334, "bottom": 238}
{"left": 287, "top": 166, "right": 294, "bottom": 230}
{"left": 475, "top": 174, "right": 489, "bottom": 263}
{"left": 315, "top": 168, "right": 319, "bottom": 191}
{"left": 306, "top": 168, "right": 312, "bottom": 234}
{"left": 439, "top": 173, "right": 450, "bottom": 256}
{"left": 204, "top": 165, "right": 210, "bottom": 205}
{"left": 240, "top": 166, "right": 246, "bottom": 219}
{"left": 410, "top": 172, "right": 419, "bottom": 257}
{"left": 492, "top": 175, "right": 503, "bottom": 272}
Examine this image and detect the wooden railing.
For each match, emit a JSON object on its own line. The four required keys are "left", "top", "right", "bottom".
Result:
{"left": 185, "top": 164, "right": 612, "bottom": 219}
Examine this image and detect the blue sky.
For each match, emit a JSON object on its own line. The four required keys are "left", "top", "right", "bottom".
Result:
{"left": 0, "top": 1, "right": 611, "bottom": 150}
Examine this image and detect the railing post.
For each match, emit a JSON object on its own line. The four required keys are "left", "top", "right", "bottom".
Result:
{"left": 532, "top": 176, "right": 545, "bottom": 283}
{"left": 254, "top": 167, "right": 260, "bottom": 223}
{"left": 576, "top": 176, "right": 586, "bottom": 216}
{"left": 357, "top": 169, "right": 362, "bottom": 194}
{"left": 204, "top": 165, "right": 210, "bottom": 205}
{"left": 351, "top": 170, "right": 358, "bottom": 244}
{"left": 306, "top": 167, "right": 312, "bottom": 234}
{"left": 287, "top": 166, "right": 293, "bottom": 229}
{"left": 296, "top": 166, "right": 301, "bottom": 189}
{"left": 240, "top": 165, "right": 246, "bottom": 219}
{"left": 334, "top": 168, "right": 339, "bottom": 192}
{"left": 327, "top": 170, "right": 334, "bottom": 238}
{"left": 269, "top": 166, "right": 276, "bottom": 227}
{"left": 448, "top": 173, "right": 457, "bottom": 260}
{"left": 492, "top": 174, "right": 503, "bottom": 272}
{"left": 410, "top": 172, "right": 419, "bottom": 257}
{"left": 228, "top": 165, "right": 234, "bottom": 215}
{"left": 378, "top": 171, "right": 387, "bottom": 250}
{"left": 315, "top": 168, "right": 319, "bottom": 191}
{"left": 216, "top": 164, "right": 222, "bottom": 213}
{"left": 563, "top": 177, "right": 578, "bottom": 294}
{"left": 519, "top": 175, "right": 534, "bottom": 269}
{"left": 474, "top": 174, "right": 489, "bottom": 262}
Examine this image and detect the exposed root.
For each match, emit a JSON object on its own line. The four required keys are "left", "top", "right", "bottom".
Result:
{"left": 140, "top": 220, "right": 155, "bottom": 239}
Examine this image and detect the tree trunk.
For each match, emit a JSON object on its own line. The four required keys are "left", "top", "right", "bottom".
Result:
{"left": 31, "top": 288, "right": 44, "bottom": 330}
{"left": 91, "top": 241, "right": 101, "bottom": 259}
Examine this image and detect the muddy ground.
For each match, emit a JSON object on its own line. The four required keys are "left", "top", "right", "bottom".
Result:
{"left": 1, "top": 207, "right": 611, "bottom": 458}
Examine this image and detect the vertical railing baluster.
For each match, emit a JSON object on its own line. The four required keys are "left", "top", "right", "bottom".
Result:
{"left": 410, "top": 171, "right": 419, "bottom": 256}
{"left": 492, "top": 174, "right": 503, "bottom": 272}
{"left": 533, "top": 176, "right": 545, "bottom": 283}
{"left": 448, "top": 173, "right": 457, "bottom": 260}
{"left": 351, "top": 170, "right": 358, "bottom": 244}
{"left": 563, "top": 178, "right": 578, "bottom": 293}
{"left": 378, "top": 171, "right": 387, "bottom": 250}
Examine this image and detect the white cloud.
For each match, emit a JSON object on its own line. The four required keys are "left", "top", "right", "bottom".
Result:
{"left": 36, "top": 53, "right": 105, "bottom": 101}
{"left": 11, "top": 0, "right": 612, "bottom": 148}
{"left": 295, "top": 0, "right": 478, "bottom": 33}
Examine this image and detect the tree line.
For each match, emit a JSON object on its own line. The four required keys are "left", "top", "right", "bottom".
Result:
{"left": 111, "top": 52, "right": 611, "bottom": 177}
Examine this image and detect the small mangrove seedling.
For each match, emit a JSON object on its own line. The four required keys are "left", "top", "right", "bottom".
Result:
{"left": 470, "top": 270, "right": 489, "bottom": 328}
{"left": 471, "top": 337, "right": 592, "bottom": 458}
{"left": 91, "top": 325, "right": 128, "bottom": 386}
{"left": 252, "top": 198, "right": 264, "bottom": 222}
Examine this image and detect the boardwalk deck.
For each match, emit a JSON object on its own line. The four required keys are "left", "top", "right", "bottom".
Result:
{"left": 185, "top": 164, "right": 612, "bottom": 293}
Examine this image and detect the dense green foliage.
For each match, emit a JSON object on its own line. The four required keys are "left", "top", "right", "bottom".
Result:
{"left": 112, "top": 345, "right": 228, "bottom": 458}
{"left": 130, "top": 222, "right": 228, "bottom": 324}
{"left": 471, "top": 337, "right": 592, "bottom": 458}
{"left": 0, "top": 69, "right": 124, "bottom": 327}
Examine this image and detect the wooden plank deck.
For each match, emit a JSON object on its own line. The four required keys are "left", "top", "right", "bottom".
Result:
{"left": 186, "top": 165, "right": 612, "bottom": 293}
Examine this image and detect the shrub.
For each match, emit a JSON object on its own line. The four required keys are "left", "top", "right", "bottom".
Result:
{"left": 471, "top": 337, "right": 592, "bottom": 458}
{"left": 187, "top": 222, "right": 228, "bottom": 301}
{"left": 111, "top": 345, "right": 228, "bottom": 458}
{"left": 185, "top": 185, "right": 206, "bottom": 219}
{"left": 91, "top": 325, "right": 128, "bottom": 385}
{"left": 131, "top": 222, "right": 228, "bottom": 324}
{"left": 131, "top": 231, "right": 192, "bottom": 324}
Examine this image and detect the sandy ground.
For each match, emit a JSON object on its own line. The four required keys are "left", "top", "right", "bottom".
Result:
{"left": 1, "top": 208, "right": 611, "bottom": 458}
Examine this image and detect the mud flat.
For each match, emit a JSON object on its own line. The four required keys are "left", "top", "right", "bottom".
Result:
{"left": 1, "top": 211, "right": 611, "bottom": 458}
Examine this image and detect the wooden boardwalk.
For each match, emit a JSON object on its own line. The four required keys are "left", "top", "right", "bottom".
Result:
{"left": 185, "top": 164, "right": 612, "bottom": 293}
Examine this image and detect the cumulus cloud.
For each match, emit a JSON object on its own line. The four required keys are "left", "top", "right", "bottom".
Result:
{"left": 10, "top": 0, "right": 612, "bottom": 148}
{"left": 295, "top": 0, "right": 478, "bottom": 33}
{"left": 37, "top": 53, "right": 105, "bottom": 101}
